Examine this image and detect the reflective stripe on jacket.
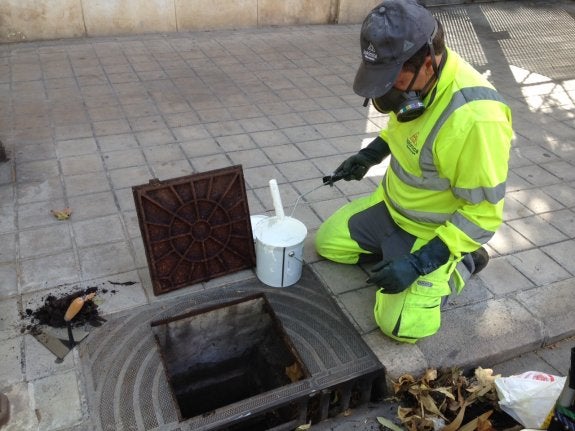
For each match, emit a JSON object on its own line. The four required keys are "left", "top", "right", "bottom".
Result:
{"left": 380, "top": 48, "right": 513, "bottom": 257}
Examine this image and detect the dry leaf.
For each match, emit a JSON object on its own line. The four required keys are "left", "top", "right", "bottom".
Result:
{"left": 432, "top": 387, "right": 456, "bottom": 400}
{"left": 475, "top": 367, "right": 500, "bottom": 386}
{"left": 285, "top": 363, "right": 303, "bottom": 382}
{"left": 377, "top": 416, "right": 405, "bottom": 431}
{"left": 423, "top": 368, "right": 437, "bottom": 384}
{"left": 458, "top": 409, "right": 493, "bottom": 431}
{"left": 295, "top": 423, "right": 311, "bottom": 430}
{"left": 51, "top": 207, "right": 72, "bottom": 220}
{"left": 441, "top": 402, "right": 467, "bottom": 431}
{"left": 420, "top": 394, "right": 446, "bottom": 420}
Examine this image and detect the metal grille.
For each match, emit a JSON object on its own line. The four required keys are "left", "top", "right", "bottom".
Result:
{"left": 79, "top": 267, "right": 385, "bottom": 431}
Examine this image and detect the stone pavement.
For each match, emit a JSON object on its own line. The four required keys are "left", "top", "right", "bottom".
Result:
{"left": 0, "top": 1, "right": 574, "bottom": 430}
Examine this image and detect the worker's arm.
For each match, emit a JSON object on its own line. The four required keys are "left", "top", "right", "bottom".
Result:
{"left": 333, "top": 136, "right": 390, "bottom": 181}
{"left": 434, "top": 118, "right": 512, "bottom": 257}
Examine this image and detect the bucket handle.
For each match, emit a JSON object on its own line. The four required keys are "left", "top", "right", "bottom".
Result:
{"left": 287, "top": 251, "right": 304, "bottom": 263}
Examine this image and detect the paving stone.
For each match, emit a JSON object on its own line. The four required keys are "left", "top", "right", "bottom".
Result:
{"left": 540, "top": 209, "right": 575, "bottom": 238}
{"left": 32, "top": 371, "right": 83, "bottom": 431}
{"left": 190, "top": 153, "right": 232, "bottom": 172}
{"left": 418, "top": 298, "right": 542, "bottom": 369}
{"left": 542, "top": 239, "right": 575, "bottom": 276}
{"left": 67, "top": 191, "right": 118, "bottom": 221}
{"left": 15, "top": 160, "right": 60, "bottom": 183}
{"left": 0, "top": 233, "right": 15, "bottom": 264}
{"left": 64, "top": 172, "right": 111, "bottom": 197}
{"left": 534, "top": 335, "right": 575, "bottom": 376}
{"left": 312, "top": 260, "right": 368, "bottom": 295}
{"left": 492, "top": 350, "right": 561, "bottom": 377}
{"left": 55, "top": 138, "right": 98, "bottom": 158}
{"left": 541, "top": 183, "right": 575, "bottom": 207}
{"left": 507, "top": 214, "right": 567, "bottom": 246}
{"left": 338, "top": 285, "right": 379, "bottom": 334}
{"left": 516, "top": 280, "right": 575, "bottom": 343}
{"left": 109, "top": 165, "right": 152, "bottom": 189}
{"left": 19, "top": 251, "right": 80, "bottom": 293}
{"left": 0, "top": 336, "right": 23, "bottom": 386}
{"left": 363, "top": 330, "right": 428, "bottom": 381}
{"left": 444, "top": 275, "right": 494, "bottom": 308}
{"left": 513, "top": 165, "right": 563, "bottom": 187}
{"left": 489, "top": 223, "right": 535, "bottom": 255}
{"left": 78, "top": 242, "right": 136, "bottom": 280}
{"left": 151, "top": 159, "right": 194, "bottom": 180}
{"left": 17, "top": 199, "right": 68, "bottom": 229}
{"left": 477, "top": 256, "right": 535, "bottom": 295}
{"left": 1, "top": 382, "right": 40, "bottom": 431}
{"left": 0, "top": 263, "right": 17, "bottom": 298}
{"left": 17, "top": 178, "right": 65, "bottom": 204}
{"left": 507, "top": 248, "right": 571, "bottom": 286}
{"left": 24, "top": 334, "right": 75, "bottom": 381}
{"left": 506, "top": 189, "right": 564, "bottom": 214}
{"left": 19, "top": 224, "right": 73, "bottom": 259}
{"left": 72, "top": 214, "right": 126, "bottom": 248}
{"left": 0, "top": 297, "right": 20, "bottom": 340}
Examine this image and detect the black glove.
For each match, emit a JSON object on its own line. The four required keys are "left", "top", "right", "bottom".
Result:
{"left": 334, "top": 136, "right": 390, "bottom": 181}
{"left": 367, "top": 237, "right": 451, "bottom": 294}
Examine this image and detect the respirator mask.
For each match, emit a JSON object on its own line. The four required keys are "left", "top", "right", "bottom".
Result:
{"left": 367, "top": 38, "right": 442, "bottom": 123}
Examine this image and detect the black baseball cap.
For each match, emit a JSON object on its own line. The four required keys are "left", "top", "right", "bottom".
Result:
{"left": 353, "top": 0, "right": 437, "bottom": 98}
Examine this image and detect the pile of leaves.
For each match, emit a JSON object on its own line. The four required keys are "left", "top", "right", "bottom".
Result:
{"left": 390, "top": 367, "right": 521, "bottom": 431}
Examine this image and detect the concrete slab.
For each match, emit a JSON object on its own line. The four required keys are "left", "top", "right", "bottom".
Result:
{"left": 31, "top": 371, "right": 83, "bottom": 431}
{"left": 516, "top": 280, "right": 575, "bottom": 343}
{"left": 418, "top": 298, "right": 543, "bottom": 369}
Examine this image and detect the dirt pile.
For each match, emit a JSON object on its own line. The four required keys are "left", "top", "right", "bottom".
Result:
{"left": 24, "top": 287, "right": 107, "bottom": 330}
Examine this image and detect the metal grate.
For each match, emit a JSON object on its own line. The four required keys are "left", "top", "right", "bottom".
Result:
{"left": 79, "top": 267, "right": 386, "bottom": 431}
{"left": 132, "top": 165, "right": 256, "bottom": 295}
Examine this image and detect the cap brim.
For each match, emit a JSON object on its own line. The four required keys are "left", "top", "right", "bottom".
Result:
{"left": 353, "top": 61, "right": 402, "bottom": 98}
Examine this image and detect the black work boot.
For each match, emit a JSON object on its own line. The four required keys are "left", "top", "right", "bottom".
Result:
{"left": 471, "top": 247, "right": 489, "bottom": 274}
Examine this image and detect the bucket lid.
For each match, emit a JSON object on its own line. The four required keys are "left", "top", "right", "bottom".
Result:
{"left": 250, "top": 215, "right": 269, "bottom": 239}
{"left": 254, "top": 216, "right": 307, "bottom": 247}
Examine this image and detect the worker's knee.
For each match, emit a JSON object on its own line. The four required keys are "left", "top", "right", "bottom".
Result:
{"left": 374, "top": 290, "right": 443, "bottom": 343}
{"left": 315, "top": 217, "right": 361, "bottom": 264}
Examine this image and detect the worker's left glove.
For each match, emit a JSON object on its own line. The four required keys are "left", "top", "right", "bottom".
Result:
{"left": 367, "top": 237, "right": 451, "bottom": 294}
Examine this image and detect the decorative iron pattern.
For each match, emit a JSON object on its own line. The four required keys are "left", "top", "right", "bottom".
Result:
{"left": 133, "top": 165, "right": 256, "bottom": 295}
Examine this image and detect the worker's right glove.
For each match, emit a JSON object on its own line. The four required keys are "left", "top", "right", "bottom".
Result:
{"left": 367, "top": 237, "right": 451, "bottom": 294}
{"left": 334, "top": 136, "right": 390, "bottom": 181}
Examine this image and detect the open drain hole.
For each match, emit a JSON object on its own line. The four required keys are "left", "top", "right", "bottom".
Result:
{"left": 151, "top": 293, "right": 309, "bottom": 427}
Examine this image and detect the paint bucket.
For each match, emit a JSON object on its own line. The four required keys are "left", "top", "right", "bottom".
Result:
{"left": 254, "top": 216, "right": 307, "bottom": 287}
{"left": 250, "top": 215, "right": 269, "bottom": 240}
{"left": 253, "top": 179, "right": 307, "bottom": 287}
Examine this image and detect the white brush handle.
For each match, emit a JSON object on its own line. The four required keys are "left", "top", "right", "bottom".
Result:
{"left": 269, "top": 179, "right": 285, "bottom": 220}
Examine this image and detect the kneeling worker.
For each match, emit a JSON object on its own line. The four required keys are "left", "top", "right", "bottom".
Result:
{"left": 316, "top": 0, "right": 513, "bottom": 343}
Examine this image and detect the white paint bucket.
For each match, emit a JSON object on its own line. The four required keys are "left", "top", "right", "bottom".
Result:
{"left": 250, "top": 215, "right": 269, "bottom": 240}
{"left": 253, "top": 216, "right": 307, "bottom": 288}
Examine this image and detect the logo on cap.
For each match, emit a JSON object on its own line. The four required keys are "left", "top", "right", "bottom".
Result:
{"left": 363, "top": 43, "right": 378, "bottom": 62}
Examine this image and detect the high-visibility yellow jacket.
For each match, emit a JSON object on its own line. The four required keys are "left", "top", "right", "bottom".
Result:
{"left": 380, "top": 48, "right": 513, "bottom": 257}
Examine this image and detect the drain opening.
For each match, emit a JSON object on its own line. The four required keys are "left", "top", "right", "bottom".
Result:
{"left": 151, "top": 293, "right": 309, "bottom": 425}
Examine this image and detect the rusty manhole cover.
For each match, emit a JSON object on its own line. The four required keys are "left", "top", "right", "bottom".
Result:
{"left": 133, "top": 166, "right": 256, "bottom": 295}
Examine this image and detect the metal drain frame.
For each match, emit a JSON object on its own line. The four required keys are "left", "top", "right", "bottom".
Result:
{"left": 132, "top": 165, "right": 256, "bottom": 296}
{"left": 78, "top": 267, "right": 386, "bottom": 431}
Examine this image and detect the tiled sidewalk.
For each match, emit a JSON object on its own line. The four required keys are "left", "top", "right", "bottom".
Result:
{"left": 1, "top": 1, "right": 575, "bottom": 430}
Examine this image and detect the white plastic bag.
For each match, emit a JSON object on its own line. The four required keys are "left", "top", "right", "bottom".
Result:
{"left": 495, "top": 371, "right": 566, "bottom": 429}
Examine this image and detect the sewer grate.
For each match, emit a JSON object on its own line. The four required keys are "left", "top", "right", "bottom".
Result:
{"left": 132, "top": 165, "right": 256, "bottom": 295}
{"left": 79, "top": 267, "right": 386, "bottom": 431}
